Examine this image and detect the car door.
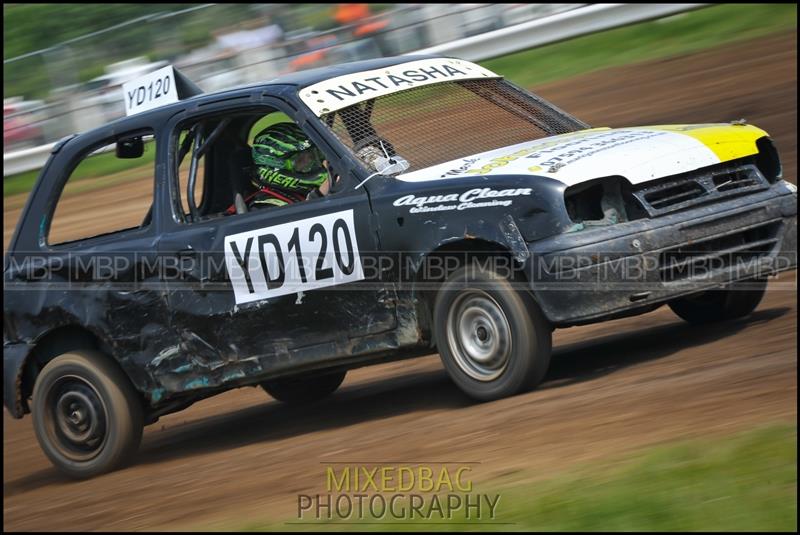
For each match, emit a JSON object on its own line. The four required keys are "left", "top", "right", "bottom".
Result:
{"left": 157, "top": 101, "right": 398, "bottom": 380}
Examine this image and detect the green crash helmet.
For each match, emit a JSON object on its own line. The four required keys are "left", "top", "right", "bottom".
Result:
{"left": 251, "top": 122, "right": 329, "bottom": 196}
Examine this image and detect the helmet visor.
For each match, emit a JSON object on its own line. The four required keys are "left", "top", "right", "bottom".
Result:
{"left": 290, "top": 148, "right": 322, "bottom": 174}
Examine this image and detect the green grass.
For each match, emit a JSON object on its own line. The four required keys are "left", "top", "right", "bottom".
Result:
{"left": 5, "top": 4, "right": 796, "bottom": 198}
{"left": 500, "top": 424, "right": 797, "bottom": 531}
{"left": 482, "top": 3, "right": 797, "bottom": 88}
{"left": 233, "top": 424, "right": 796, "bottom": 531}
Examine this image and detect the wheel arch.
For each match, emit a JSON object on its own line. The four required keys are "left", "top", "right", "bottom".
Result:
{"left": 17, "top": 325, "right": 143, "bottom": 417}
{"left": 411, "top": 237, "right": 531, "bottom": 344}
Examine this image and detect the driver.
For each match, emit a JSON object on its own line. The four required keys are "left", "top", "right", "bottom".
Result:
{"left": 229, "top": 122, "right": 335, "bottom": 212}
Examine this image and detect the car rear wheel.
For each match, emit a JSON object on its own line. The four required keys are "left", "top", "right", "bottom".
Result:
{"left": 434, "top": 262, "right": 552, "bottom": 401}
{"left": 31, "top": 350, "right": 143, "bottom": 479}
{"left": 261, "top": 370, "right": 347, "bottom": 403}
{"left": 668, "top": 277, "right": 768, "bottom": 324}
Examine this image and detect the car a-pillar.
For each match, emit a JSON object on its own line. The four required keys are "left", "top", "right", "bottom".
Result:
{"left": 413, "top": 239, "right": 553, "bottom": 402}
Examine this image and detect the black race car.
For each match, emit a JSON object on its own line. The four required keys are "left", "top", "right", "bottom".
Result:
{"left": 4, "top": 56, "right": 797, "bottom": 477}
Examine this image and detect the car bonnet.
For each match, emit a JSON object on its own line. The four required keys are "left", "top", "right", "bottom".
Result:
{"left": 395, "top": 124, "right": 768, "bottom": 186}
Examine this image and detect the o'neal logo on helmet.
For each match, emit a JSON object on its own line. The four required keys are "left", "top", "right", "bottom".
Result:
{"left": 256, "top": 167, "right": 328, "bottom": 190}
{"left": 258, "top": 167, "right": 301, "bottom": 189}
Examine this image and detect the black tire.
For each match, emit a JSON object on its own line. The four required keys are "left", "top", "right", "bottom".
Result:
{"left": 261, "top": 370, "right": 346, "bottom": 403}
{"left": 433, "top": 262, "right": 552, "bottom": 401}
{"left": 31, "top": 350, "right": 143, "bottom": 479}
{"left": 668, "top": 277, "right": 768, "bottom": 324}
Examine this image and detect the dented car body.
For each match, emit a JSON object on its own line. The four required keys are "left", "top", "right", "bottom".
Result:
{"left": 3, "top": 55, "right": 797, "bottom": 476}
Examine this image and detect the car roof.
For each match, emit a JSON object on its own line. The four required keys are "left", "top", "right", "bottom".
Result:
{"left": 182, "top": 54, "right": 450, "bottom": 102}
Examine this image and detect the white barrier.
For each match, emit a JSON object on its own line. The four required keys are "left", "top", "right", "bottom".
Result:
{"left": 3, "top": 142, "right": 57, "bottom": 177}
{"left": 4, "top": 3, "right": 708, "bottom": 177}
{"left": 407, "top": 4, "right": 708, "bottom": 61}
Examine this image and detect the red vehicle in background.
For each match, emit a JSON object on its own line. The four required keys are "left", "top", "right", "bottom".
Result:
{"left": 286, "top": 3, "right": 392, "bottom": 73}
{"left": 4, "top": 101, "right": 46, "bottom": 150}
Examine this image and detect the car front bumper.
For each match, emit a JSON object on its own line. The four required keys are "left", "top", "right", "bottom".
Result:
{"left": 527, "top": 188, "right": 797, "bottom": 326}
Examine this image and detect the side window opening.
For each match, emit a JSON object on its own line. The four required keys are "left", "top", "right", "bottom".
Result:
{"left": 172, "top": 110, "right": 338, "bottom": 224}
{"left": 48, "top": 130, "right": 155, "bottom": 245}
{"left": 173, "top": 116, "right": 251, "bottom": 222}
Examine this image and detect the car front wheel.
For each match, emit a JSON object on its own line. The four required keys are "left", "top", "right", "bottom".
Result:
{"left": 434, "top": 262, "right": 552, "bottom": 401}
{"left": 31, "top": 350, "right": 143, "bottom": 479}
{"left": 668, "top": 277, "right": 768, "bottom": 324}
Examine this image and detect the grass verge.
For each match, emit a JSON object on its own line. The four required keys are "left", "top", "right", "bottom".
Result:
{"left": 233, "top": 424, "right": 796, "bottom": 531}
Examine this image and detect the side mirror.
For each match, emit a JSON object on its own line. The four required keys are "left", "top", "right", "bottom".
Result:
{"left": 373, "top": 154, "right": 410, "bottom": 176}
{"left": 116, "top": 136, "right": 144, "bottom": 159}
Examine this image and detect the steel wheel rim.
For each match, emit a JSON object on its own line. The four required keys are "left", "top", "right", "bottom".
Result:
{"left": 42, "top": 375, "right": 108, "bottom": 462}
{"left": 446, "top": 289, "right": 512, "bottom": 381}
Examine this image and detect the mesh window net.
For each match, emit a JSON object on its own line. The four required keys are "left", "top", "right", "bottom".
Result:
{"left": 320, "top": 78, "right": 587, "bottom": 174}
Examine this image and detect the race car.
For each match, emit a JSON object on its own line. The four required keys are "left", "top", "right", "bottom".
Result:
{"left": 3, "top": 56, "right": 797, "bottom": 478}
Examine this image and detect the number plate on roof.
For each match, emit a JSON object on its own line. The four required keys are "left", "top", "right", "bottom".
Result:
{"left": 123, "top": 65, "right": 179, "bottom": 116}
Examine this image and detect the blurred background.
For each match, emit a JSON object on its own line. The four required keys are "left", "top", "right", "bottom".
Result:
{"left": 3, "top": 3, "right": 581, "bottom": 153}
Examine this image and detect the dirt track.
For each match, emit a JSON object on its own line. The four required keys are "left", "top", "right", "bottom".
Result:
{"left": 3, "top": 32, "right": 797, "bottom": 531}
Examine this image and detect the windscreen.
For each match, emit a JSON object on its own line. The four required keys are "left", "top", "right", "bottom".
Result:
{"left": 320, "top": 78, "right": 587, "bottom": 174}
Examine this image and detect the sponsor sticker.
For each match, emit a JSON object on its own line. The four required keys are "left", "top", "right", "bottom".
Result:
{"left": 300, "top": 59, "right": 500, "bottom": 115}
{"left": 393, "top": 187, "right": 532, "bottom": 214}
{"left": 439, "top": 157, "right": 479, "bottom": 178}
{"left": 396, "top": 127, "right": 744, "bottom": 185}
{"left": 224, "top": 210, "right": 364, "bottom": 304}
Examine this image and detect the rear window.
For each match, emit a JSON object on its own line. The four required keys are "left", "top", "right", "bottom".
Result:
{"left": 48, "top": 131, "right": 155, "bottom": 244}
{"left": 321, "top": 79, "right": 585, "bottom": 173}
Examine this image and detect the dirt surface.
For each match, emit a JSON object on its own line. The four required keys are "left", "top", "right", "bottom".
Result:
{"left": 3, "top": 33, "right": 797, "bottom": 531}
{"left": 536, "top": 31, "right": 798, "bottom": 187}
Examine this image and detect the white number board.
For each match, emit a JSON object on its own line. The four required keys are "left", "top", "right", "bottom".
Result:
{"left": 224, "top": 210, "right": 365, "bottom": 305}
{"left": 123, "top": 65, "right": 178, "bottom": 116}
